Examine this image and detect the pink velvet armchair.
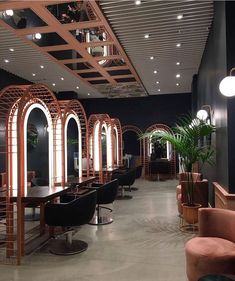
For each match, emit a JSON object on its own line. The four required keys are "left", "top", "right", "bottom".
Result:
{"left": 185, "top": 208, "right": 235, "bottom": 281}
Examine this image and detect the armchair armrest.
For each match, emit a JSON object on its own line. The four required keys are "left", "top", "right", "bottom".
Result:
{"left": 199, "top": 208, "right": 235, "bottom": 243}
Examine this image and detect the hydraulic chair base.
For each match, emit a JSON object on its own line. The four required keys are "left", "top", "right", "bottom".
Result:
{"left": 89, "top": 206, "right": 113, "bottom": 225}
{"left": 49, "top": 230, "right": 88, "bottom": 255}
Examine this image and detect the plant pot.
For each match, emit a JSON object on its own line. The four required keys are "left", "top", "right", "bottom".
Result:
{"left": 182, "top": 203, "right": 202, "bottom": 224}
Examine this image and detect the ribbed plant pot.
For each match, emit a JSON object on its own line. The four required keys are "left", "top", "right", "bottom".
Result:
{"left": 182, "top": 203, "right": 202, "bottom": 224}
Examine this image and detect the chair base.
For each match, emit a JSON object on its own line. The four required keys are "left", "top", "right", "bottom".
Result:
{"left": 49, "top": 239, "right": 88, "bottom": 255}
{"left": 124, "top": 187, "right": 138, "bottom": 191}
{"left": 116, "top": 195, "right": 133, "bottom": 200}
{"left": 89, "top": 215, "right": 113, "bottom": 225}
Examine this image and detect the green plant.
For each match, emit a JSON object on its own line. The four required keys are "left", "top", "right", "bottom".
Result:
{"left": 142, "top": 115, "right": 216, "bottom": 205}
{"left": 67, "top": 138, "right": 78, "bottom": 145}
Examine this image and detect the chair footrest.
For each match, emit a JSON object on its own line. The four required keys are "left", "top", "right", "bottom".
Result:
{"left": 89, "top": 215, "right": 113, "bottom": 225}
{"left": 49, "top": 239, "right": 88, "bottom": 255}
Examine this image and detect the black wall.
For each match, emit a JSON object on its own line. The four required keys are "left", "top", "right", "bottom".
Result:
{"left": 81, "top": 93, "right": 192, "bottom": 132}
{"left": 196, "top": 1, "right": 235, "bottom": 194}
{"left": 0, "top": 68, "right": 32, "bottom": 89}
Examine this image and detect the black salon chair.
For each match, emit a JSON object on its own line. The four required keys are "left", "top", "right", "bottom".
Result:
{"left": 45, "top": 190, "right": 97, "bottom": 255}
{"left": 135, "top": 165, "right": 143, "bottom": 179}
{"left": 89, "top": 179, "right": 119, "bottom": 225}
{"left": 112, "top": 169, "right": 136, "bottom": 199}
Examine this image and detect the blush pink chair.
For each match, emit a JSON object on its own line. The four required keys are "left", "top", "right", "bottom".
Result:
{"left": 185, "top": 208, "right": 235, "bottom": 281}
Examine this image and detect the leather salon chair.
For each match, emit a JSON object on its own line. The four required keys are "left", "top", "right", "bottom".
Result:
{"left": 45, "top": 190, "right": 97, "bottom": 255}
{"left": 89, "top": 179, "right": 119, "bottom": 225}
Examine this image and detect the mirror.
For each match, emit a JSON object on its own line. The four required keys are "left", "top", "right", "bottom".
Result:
{"left": 101, "top": 126, "right": 107, "bottom": 167}
{"left": 27, "top": 108, "right": 49, "bottom": 180}
{"left": 66, "top": 118, "right": 78, "bottom": 177}
{"left": 113, "top": 130, "right": 118, "bottom": 166}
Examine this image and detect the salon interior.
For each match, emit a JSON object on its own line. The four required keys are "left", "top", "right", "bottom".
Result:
{"left": 0, "top": 1, "right": 235, "bottom": 281}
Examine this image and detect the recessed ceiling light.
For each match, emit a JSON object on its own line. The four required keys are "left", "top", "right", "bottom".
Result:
{"left": 5, "top": 10, "right": 14, "bottom": 16}
{"left": 9, "top": 48, "right": 14, "bottom": 52}
{"left": 88, "top": 93, "right": 90, "bottom": 96}
{"left": 153, "top": 70, "right": 157, "bottom": 74}
{"left": 40, "top": 65, "right": 44, "bottom": 69}
{"left": 177, "top": 14, "right": 183, "bottom": 20}
{"left": 150, "top": 56, "right": 154, "bottom": 60}
{"left": 176, "top": 74, "right": 181, "bottom": 78}
{"left": 176, "top": 62, "right": 181, "bottom": 65}
{"left": 52, "top": 83, "right": 56, "bottom": 86}
{"left": 4, "top": 59, "right": 9, "bottom": 63}
{"left": 176, "top": 83, "right": 180, "bottom": 86}
{"left": 176, "top": 43, "right": 181, "bottom": 47}
{"left": 61, "top": 77, "right": 64, "bottom": 80}
{"left": 76, "top": 86, "right": 79, "bottom": 89}
{"left": 135, "top": 0, "right": 141, "bottom": 5}
{"left": 32, "top": 73, "right": 36, "bottom": 76}
{"left": 158, "top": 89, "right": 161, "bottom": 92}
{"left": 144, "top": 34, "right": 150, "bottom": 39}
{"left": 156, "top": 81, "right": 160, "bottom": 84}
{"left": 34, "top": 33, "right": 42, "bottom": 40}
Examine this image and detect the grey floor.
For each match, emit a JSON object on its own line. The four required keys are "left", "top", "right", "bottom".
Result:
{"left": 0, "top": 178, "right": 194, "bottom": 281}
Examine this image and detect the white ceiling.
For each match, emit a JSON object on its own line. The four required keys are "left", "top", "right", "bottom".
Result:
{"left": 0, "top": 0, "right": 214, "bottom": 98}
{"left": 99, "top": 0, "right": 214, "bottom": 95}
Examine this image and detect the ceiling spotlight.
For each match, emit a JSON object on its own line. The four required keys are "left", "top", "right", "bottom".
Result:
{"left": 88, "top": 93, "right": 90, "bottom": 96}
{"left": 176, "top": 83, "right": 180, "bottom": 86}
{"left": 5, "top": 9, "right": 14, "bottom": 17}
{"left": 32, "top": 73, "right": 36, "bottom": 76}
{"left": 34, "top": 33, "right": 42, "bottom": 40}
{"left": 40, "top": 65, "right": 44, "bottom": 69}
{"left": 158, "top": 89, "right": 161, "bottom": 92}
{"left": 176, "top": 62, "right": 181, "bottom": 65}
{"left": 4, "top": 59, "right": 9, "bottom": 63}
{"left": 135, "top": 0, "right": 141, "bottom": 5}
{"left": 76, "top": 86, "right": 79, "bottom": 89}
{"left": 176, "top": 43, "right": 181, "bottom": 47}
{"left": 177, "top": 14, "right": 183, "bottom": 20}
{"left": 61, "top": 77, "right": 64, "bottom": 81}
{"left": 144, "top": 34, "right": 150, "bottom": 39}
{"left": 9, "top": 48, "right": 14, "bottom": 52}
{"left": 153, "top": 70, "right": 157, "bottom": 74}
{"left": 176, "top": 74, "right": 181, "bottom": 78}
{"left": 52, "top": 83, "right": 56, "bottom": 86}
{"left": 150, "top": 56, "right": 154, "bottom": 60}
{"left": 156, "top": 81, "right": 160, "bottom": 84}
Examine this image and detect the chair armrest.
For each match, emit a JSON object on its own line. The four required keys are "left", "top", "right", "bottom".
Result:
{"left": 91, "top": 183, "right": 103, "bottom": 187}
{"left": 199, "top": 208, "right": 235, "bottom": 242}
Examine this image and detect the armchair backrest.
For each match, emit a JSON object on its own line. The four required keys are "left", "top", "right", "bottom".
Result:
{"left": 179, "top": 172, "right": 202, "bottom": 184}
{"left": 45, "top": 190, "right": 97, "bottom": 227}
{"left": 97, "top": 179, "right": 119, "bottom": 204}
{"left": 181, "top": 180, "right": 208, "bottom": 207}
{"left": 199, "top": 208, "right": 235, "bottom": 243}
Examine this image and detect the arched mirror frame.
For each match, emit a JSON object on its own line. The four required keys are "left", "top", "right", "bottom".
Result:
{"left": 111, "top": 118, "right": 123, "bottom": 167}
{"left": 122, "top": 125, "right": 143, "bottom": 166}
{"left": 144, "top": 124, "right": 176, "bottom": 179}
{"left": 0, "top": 84, "right": 62, "bottom": 265}
{"left": 88, "top": 114, "right": 112, "bottom": 182}
{"left": 59, "top": 100, "right": 88, "bottom": 182}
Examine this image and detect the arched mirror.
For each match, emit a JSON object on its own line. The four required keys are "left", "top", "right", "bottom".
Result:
{"left": 144, "top": 124, "right": 176, "bottom": 180}
{"left": 101, "top": 125, "right": 107, "bottom": 168}
{"left": 113, "top": 128, "right": 118, "bottom": 166}
{"left": 27, "top": 108, "right": 49, "bottom": 183}
{"left": 66, "top": 118, "right": 78, "bottom": 177}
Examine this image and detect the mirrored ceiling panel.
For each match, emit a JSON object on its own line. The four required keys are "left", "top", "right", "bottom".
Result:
{"left": 48, "top": 49, "right": 82, "bottom": 60}
{"left": 30, "top": 32, "right": 67, "bottom": 47}
{"left": 47, "top": 1, "right": 97, "bottom": 24}
{"left": 0, "top": 8, "right": 47, "bottom": 29}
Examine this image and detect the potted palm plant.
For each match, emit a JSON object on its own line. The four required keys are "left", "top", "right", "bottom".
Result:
{"left": 142, "top": 115, "right": 215, "bottom": 222}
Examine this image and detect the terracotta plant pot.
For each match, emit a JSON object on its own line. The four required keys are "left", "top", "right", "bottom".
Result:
{"left": 182, "top": 203, "right": 202, "bottom": 224}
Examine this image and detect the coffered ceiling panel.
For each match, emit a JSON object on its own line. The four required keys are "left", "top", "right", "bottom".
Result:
{"left": 0, "top": 1, "right": 213, "bottom": 98}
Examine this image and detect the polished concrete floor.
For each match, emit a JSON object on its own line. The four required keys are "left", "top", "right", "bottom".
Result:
{"left": 0, "top": 178, "right": 194, "bottom": 281}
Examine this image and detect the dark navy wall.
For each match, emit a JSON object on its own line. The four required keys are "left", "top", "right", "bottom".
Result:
{"left": 196, "top": 1, "right": 228, "bottom": 192}
{"left": 81, "top": 93, "right": 192, "bottom": 132}
{"left": 0, "top": 68, "right": 32, "bottom": 89}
